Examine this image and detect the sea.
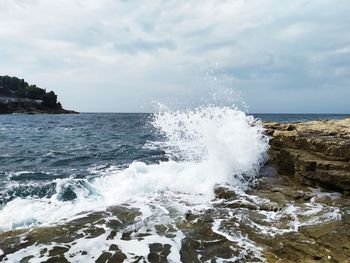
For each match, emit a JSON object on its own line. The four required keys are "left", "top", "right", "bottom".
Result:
{"left": 0, "top": 109, "right": 348, "bottom": 262}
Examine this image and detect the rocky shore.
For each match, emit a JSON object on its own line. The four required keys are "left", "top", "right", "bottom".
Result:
{"left": 1, "top": 170, "right": 349, "bottom": 262}
{"left": 0, "top": 118, "right": 349, "bottom": 262}
{"left": 264, "top": 117, "right": 350, "bottom": 193}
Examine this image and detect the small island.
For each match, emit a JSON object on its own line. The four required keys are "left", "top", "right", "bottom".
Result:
{"left": 0, "top": 75, "right": 78, "bottom": 114}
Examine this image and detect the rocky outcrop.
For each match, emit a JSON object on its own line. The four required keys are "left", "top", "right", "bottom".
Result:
{"left": 0, "top": 75, "right": 78, "bottom": 114}
{"left": 0, "top": 97, "right": 78, "bottom": 114}
{"left": 265, "top": 118, "right": 350, "bottom": 193}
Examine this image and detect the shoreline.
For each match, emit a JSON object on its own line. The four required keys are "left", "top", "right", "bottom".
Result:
{"left": 0, "top": 107, "right": 79, "bottom": 115}
{"left": 0, "top": 110, "right": 79, "bottom": 115}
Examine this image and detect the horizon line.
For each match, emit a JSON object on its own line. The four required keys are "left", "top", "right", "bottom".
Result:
{"left": 78, "top": 111, "right": 350, "bottom": 115}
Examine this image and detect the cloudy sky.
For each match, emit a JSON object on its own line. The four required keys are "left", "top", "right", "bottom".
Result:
{"left": 0, "top": 0, "right": 349, "bottom": 113}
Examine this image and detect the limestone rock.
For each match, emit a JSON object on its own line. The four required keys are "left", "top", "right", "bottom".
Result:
{"left": 265, "top": 118, "right": 350, "bottom": 192}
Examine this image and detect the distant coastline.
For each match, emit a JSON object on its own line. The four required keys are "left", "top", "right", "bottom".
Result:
{"left": 0, "top": 75, "right": 78, "bottom": 114}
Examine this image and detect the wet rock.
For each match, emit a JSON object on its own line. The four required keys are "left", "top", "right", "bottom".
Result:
{"left": 184, "top": 211, "right": 198, "bottom": 222}
{"left": 95, "top": 252, "right": 112, "bottom": 263}
{"left": 121, "top": 231, "right": 132, "bottom": 240}
{"left": 108, "top": 244, "right": 119, "bottom": 251}
{"left": 147, "top": 243, "right": 171, "bottom": 263}
{"left": 48, "top": 246, "right": 70, "bottom": 257}
{"left": 44, "top": 256, "right": 70, "bottom": 263}
{"left": 154, "top": 223, "right": 178, "bottom": 238}
{"left": 178, "top": 211, "right": 241, "bottom": 262}
{"left": 109, "top": 251, "right": 127, "bottom": 263}
{"left": 107, "top": 230, "right": 117, "bottom": 240}
{"left": 214, "top": 186, "right": 237, "bottom": 200}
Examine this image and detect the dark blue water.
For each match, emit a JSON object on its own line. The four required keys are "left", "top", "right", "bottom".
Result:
{"left": 0, "top": 113, "right": 168, "bottom": 206}
{"left": 0, "top": 113, "right": 348, "bottom": 206}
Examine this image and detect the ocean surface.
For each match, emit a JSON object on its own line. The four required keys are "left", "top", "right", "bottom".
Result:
{"left": 0, "top": 110, "right": 347, "bottom": 262}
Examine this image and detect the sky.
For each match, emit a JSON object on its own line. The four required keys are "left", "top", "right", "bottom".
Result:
{"left": 0, "top": 0, "right": 349, "bottom": 113}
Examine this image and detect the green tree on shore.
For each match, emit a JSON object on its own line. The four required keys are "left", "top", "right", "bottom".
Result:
{"left": 0, "top": 75, "right": 62, "bottom": 109}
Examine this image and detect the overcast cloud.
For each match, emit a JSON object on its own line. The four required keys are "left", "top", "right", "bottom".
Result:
{"left": 0, "top": 0, "right": 349, "bottom": 113}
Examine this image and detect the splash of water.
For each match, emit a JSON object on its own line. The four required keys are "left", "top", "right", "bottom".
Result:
{"left": 151, "top": 104, "right": 269, "bottom": 190}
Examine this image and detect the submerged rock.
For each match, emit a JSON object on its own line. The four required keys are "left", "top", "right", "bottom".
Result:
{"left": 265, "top": 117, "right": 350, "bottom": 192}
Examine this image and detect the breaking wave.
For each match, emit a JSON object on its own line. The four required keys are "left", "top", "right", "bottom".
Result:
{"left": 0, "top": 106, "right": 269, "bottom": 231}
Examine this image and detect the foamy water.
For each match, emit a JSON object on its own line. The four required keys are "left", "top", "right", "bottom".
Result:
{"left": 0, "top": 106, "right": 269, "bottom": 231}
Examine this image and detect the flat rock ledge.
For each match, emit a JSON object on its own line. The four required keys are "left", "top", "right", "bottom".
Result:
{"left": 264, "top": 117, "right": 350, "bottom": 193}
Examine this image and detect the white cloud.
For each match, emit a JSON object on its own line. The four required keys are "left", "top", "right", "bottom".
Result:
{"left": 0, "top": 0, "right": 349, "bottom": 112}
{"left": 278, "top": 23, "right": 312, "bottom": 39}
